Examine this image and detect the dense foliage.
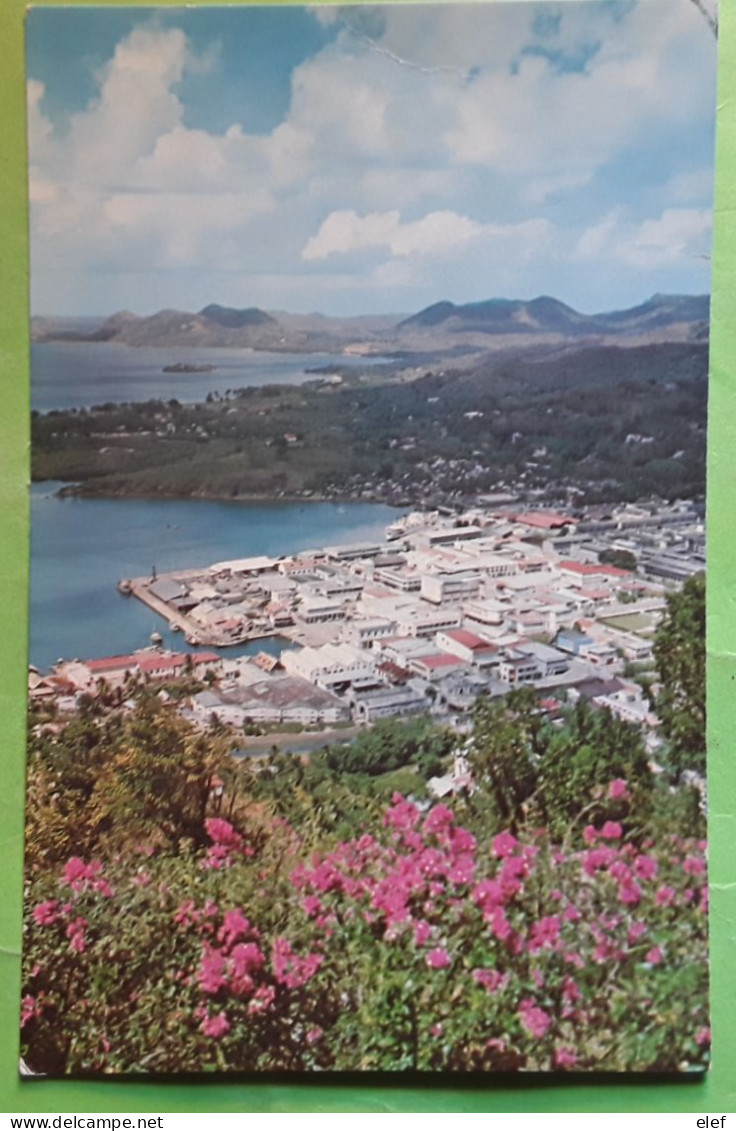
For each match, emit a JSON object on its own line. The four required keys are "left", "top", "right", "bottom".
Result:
{"left": 653, "top": 573, "right": 706, "bottom": 779}
{"left": 31, "top": 340, "right": 707, "bottom": 505}
{"left": 21, "top": 586, "right": 708, "bottom": 1074}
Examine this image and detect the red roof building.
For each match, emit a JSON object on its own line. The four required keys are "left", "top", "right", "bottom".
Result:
{"left": 514, "top": 512, "right": 575, "bottom": 530}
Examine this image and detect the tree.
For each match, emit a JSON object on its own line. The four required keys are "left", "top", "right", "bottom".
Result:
{"left": 652, "top": 572, "right": 706, "bottom": 779}
{"left": 537, "top": 700, "right": 652, "bottom": 836}
{"left": 469, "top": 694, "right": 539, "bottom": 828}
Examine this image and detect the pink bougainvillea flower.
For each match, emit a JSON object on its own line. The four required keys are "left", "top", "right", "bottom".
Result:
{"left": 20, "top": 996, "right": 38, "bottom": 1028}
{"left": 218, "top": 908, "right": 253, "bottom": 949}
{"left": 306, "top": 1026, "right": 324, "bottom": 1045}
{"left": 492, "top": 831, "right": 519, "bottom": 859}
{"left": 199, "top": 946, "right": 227, "bottom": 994}
{"left": 518, "top": 998, "right": 551, "bottom": 1040}
{"left": 205, "top": 818, "right": 242, "bottom": 848}
{"left": 272, "top": 937, "right": 323, "bottom": 989}
{"left": 424, "top": 804, "right": 455, "bottom": 836}
{"left": 426, "top": 947, "right": 451, "bottom": 969}
{"left": 562, "top": 976, "right": 581, "bottom": 1004}
{"left": 645, "top": 946, "right": 663, "bottom": 965}
{"left": 413, "top": 919, "right": 432, "bottom": 947}
{"left": 628, "top": 921, "right": 647, "bottom": 942}
{"left": 230, "top": 942, "right": 264, "bottom": 979}
{"left": 600, "top": 821, "right": 622, "bottom": 840}
{"left": 696, "top": 1027, "right": 712, "bottom": 1047}
{"left": 32, "top": 900, "right": 60, "bottom": 927}
{"left": 609, "top": 778, "right": 629, "bottom": 801}
{"left": 173, "top": 900, "right": 199, "bottom": 927}
{"left": 472, "top": 968, "right": 506, "bottom": 993}
{"left": 528, "top": 915, "right": 560, "bottom": 952}
{"left": 583, "top": 825, "right": 598, "bottom": 845}
{"left": 683, "top": 855, "right": 706, "bottom": 877}
{"left": 633, "top": 855, "right": 658, "bottom": 881}
{"left": 301, "top": 895, "right": 323, "bottom": 918}
{"left": 201, "top": 1011, "right": 230, "bottom": 1038}
{"left": 65, "top": 916, "right": 88, "bottom": 953}
{"left": 473, "top": 879, "right": 505, "bottom": 910}
{"left": 248, "top": 985, "right": 276, "bottom": 1015}
{"left": 487, "top": 906, "right": 512, "bottom": 942}
{"left": 618, "top": 881, "right": 643, "bottom": 906}
{"left": 555, "top": 1047, "right": 578, "bottom": 1068}
{"left": 655, "top": 885, "right": 677, "bottom": 907}
{"left": 62, "top": 857, "right": 103, "bottom": 892}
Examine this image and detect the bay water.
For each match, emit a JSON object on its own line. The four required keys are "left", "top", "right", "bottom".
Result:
{"left": 30, "top": 484, "right": 401, "bottom": 671}
{"left": 31, "top": 342, "right": 390, "bottom": 412}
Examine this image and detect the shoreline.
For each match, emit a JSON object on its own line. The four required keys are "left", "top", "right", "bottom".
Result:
{"left": 36, "top": 478, "right": 411, "bottom": 509}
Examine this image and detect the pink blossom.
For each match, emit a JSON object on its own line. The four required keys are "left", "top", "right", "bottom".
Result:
{"left": 528, "top": 916, "right": 560, "bottom": 952}
{"left": 205, "top": 818, "right": 242, "bottom": 848}
{"left": 230, "top": 942, "right": 264, "bottom": 981}
{"left": 696, "top": 1026, "right": 711, "bottom": 1047}
{"left": 218, "top": 908, "right": 253, "bottom": 949}
{"left": 628, "top": 921, "right": 647, "bottom": 943}
{"left": 173, "top": 900, "right": 199, "bottom": 926}
{"left": 426, "top": 948, "right": 451, "bottom": 969}
{"left": 609, "top": 778, "right": 629, "bottom": 801}
{"left": 473, "top": 879, "right": 504, "bottom": 910}
{"left": 201, "top": 1011, "right": 230, "bottom": 1038}
{"left": 618, "top": 881, "right": 643, "bottom": 906}
{"left": 655, "top": 885, "right": 677, "bottom": 907}
{"left": 199, "top": 946, "right": 227, "bottom": 994}
{"left": 492, "top": 830, "right": 519, "bottom": 859}
{"left": 472, "top": 968, "right": 505, "bottom": 993}
{"left": 301, "top": 896, "right": 323, "bottom": 918}
{"left": 583, "top": 825, "right": 597, "bottom": 845}
{"left": 633, "top": 855, "right": 658, "bottom": 881}
{"left": 62, "top": 857, "right": 103, "bottom": 892}
{"left": 555, "top": 1047, "right": 578, "bottom": 1068}
{"left": 487, "top": 906, "right": 512, "bottom": 942}
{"left": 518, "top": 998, "right": 551, "bottom": 1040}
{"left": 384, "top": 795, "right": 420, "bottom": 834}
{"left": 562, "top": 977, "right": 581, "bottom": 1004}
{"left": 424, "top": 804, "right": 455, "bottom": 836}
{"left": 132, "top": 870, "right": 151, "bottom": 887}
{"left": 563, "top": 905, "right": 581, "bottom": 923}
{"left": 33, "top": 900, "right": 60, "bottom": 927}
{"left": 683, "top": 855, "right": 706, "bottom": 876}
{"left": 93, "top": 879, "right": 114, "bottom": 899}
{"left": 248, "top": 985, "right": 276, "bottom": 1015}
{"left": 20, "top": 996, "right": 38, "bottom": 1028}
{"left": 645, "top": 946, "right": 663, "bottom": 965}
{"left": 65, "top": 917, "right": 88, "bottom": 953}
{"left": 272, "top": 937, "right": 323, "bottom": 989}
{"left": 600, "top": 821, "right": 622, "bottom": 840}
{"left": 582, "top": 846, "right": 616, "bottom": 876}
{"left": 413, "top": 919, "right": 432, "bottom": 947}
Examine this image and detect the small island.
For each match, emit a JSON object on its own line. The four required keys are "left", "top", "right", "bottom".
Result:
{"left": 162, "top": 362, "right": 216, "bottom": 374}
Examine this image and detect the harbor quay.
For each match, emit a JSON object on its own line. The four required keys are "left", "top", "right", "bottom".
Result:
{"left": 33, "top": 497, "right": 704, "bottom": 756}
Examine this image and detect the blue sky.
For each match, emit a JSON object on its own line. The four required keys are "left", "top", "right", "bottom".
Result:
{"left": 26, "top": 1, "right": 717, "bottom": 317}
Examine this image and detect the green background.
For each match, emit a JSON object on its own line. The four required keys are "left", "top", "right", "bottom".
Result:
{"left": 1, "top": 0, "right": 733, "bottom": 1113}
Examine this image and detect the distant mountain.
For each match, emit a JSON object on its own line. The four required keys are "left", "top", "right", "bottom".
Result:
{"left": 398, "top": 293, "right": 709, "bottom": 339}
{"left": 31, "top": 293, "right": 709, "bottom": 354}
{"left": 198, "top": 304, "right": 277, "bottom": 329}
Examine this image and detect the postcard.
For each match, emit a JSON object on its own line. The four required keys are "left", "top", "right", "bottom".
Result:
{"left": 22, "top": 0, "right": 715, "bottom": 1075}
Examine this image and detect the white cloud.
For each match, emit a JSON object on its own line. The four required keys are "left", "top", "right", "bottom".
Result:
{"left": 575, "top": 207, "right": 712, "bottom": 269}
{"left": 302, "top": 207, "right": 553, "bottom": 266}
{"left": 27, "top": 1, "right": 716, "bottom": 314}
